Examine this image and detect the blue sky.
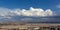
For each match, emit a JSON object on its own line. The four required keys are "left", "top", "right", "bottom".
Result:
{"left": 0, "top": 0, "right": 60, "bottom": 13}
{"left": 0, "top": 0, "right": 60, "bottom": 9}
{"left": 0, "top": 0, "right": 60, "bottom": 23}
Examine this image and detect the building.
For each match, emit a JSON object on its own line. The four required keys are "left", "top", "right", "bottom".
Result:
{"left": 0, "top": 23, "right": 60, "bottom": 30}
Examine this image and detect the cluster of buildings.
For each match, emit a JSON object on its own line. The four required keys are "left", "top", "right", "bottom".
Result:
{"left": 0, "top": 23, "right": 60, "bottom": 30}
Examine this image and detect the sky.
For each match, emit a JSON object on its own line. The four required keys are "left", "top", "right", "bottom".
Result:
{"left": 0, "top": 0, "right": 60, "bottom": 9}
{"left": 0, "top": 0, "right": 60, "bottom": 14}
{"left": 0, "top": 0, "right": 60, "bottom": 23}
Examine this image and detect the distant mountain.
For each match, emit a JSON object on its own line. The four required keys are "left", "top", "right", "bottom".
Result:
{"left": 0, "top": 16, "right": 60, "bottom": 23}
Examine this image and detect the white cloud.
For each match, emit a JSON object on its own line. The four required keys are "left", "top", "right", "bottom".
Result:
{"left": 0, "top": 7, "right": 55, "bottom": 17}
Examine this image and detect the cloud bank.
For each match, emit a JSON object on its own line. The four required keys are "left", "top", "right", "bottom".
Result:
{"left": 0, "top": 7, "right": 55, "bottom": 17}
{"left": 0, "top": 7, "right": 57, "bottom": 23}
